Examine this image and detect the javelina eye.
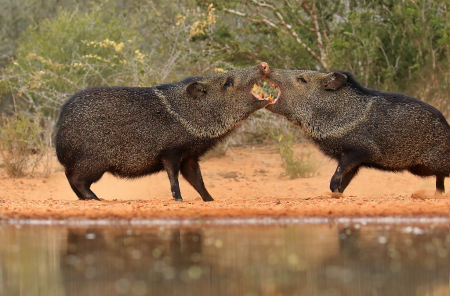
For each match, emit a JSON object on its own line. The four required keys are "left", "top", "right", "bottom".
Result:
{"left": 298, "top": 77, "right": 307, "bottom": 83}
{"left": 224, "top": 78, "right": 233, "bottom": 88}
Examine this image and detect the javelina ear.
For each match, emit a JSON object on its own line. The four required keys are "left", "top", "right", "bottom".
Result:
{"left": 323, "top": 72, "right": 347, "bottom": 90}
{"left": 186, "top": 82, "right": 207, "bottom": 99}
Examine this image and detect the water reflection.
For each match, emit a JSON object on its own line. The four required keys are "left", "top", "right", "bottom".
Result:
{"left": 62, "top": 228, "right": 205, "bottom": 296}
{"left": 0, "top": 223, "right": 447, "bottom": 296}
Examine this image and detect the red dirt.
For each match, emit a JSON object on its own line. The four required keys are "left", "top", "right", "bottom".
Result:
{"left": 0, "top": 144, "right": 448, "bottom": 220}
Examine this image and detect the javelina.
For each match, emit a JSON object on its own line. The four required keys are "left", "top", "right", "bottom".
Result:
{"left": 265, "top": 69, "right": 450, "bottom": 194}
{"left": 55, "top": 63, "right": 271, "bottom": 201}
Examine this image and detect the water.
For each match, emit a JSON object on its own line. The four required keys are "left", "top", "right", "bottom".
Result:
{"left": 0, "top": 220, "right": 448, "bottom": 296}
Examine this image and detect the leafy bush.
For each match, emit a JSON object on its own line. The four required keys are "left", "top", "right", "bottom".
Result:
{"left": 273, "top": 131, "right": 318, "bottom": 179}
{"left": 0, "top": 3, "right": 218, "bottom": 119}
{"left": 0, "top": 113, "right": 52, "bottom": 177}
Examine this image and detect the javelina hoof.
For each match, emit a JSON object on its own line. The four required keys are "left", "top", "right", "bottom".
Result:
{"left": 202, "top": 196, "right": 214, "bottom": 202}
{"left": 330, "top": 192, "right": 343, "bottom": 199}
{"left": 174, "top": 198, "right": 184, "bottom": 202}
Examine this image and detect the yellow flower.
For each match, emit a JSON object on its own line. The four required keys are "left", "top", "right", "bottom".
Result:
{"left": 190, "top": 21, "right": 206, "bottom": 36}
{"left": 176, "top": 13, "right": 186, "bottom": 26}
{"left": 137, "top": 53, "right": 145, "bottom": 60}
{"left": 208, "top": 4, "right": 216, "bottom": 25}
{"left": 115, "top": 42, "right": 124, "bottom": 52}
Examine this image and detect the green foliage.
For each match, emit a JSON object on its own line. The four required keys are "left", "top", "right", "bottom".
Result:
{"left": 0, "top": 113, "right": 51, "bottom": 177}
{"left": 201, "top": 0, "right": 450, "bottom": 116}
{"left": 0, "top": 0, "right": 80, "bottom": 69}
{"left": 272, "top": 131, "right": 318, "bottom": 179}
{"left": 2, "top": 0, "right": 449, "bottom": 117}
{"left": 0, "top": 1, "right": 218, "bottom": 119}
{"left": 1, "top": 6, "right": 137, "bottom": 118}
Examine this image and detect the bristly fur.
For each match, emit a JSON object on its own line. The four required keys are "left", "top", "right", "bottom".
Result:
{"left": 337, "top": 71, "right": 449, "bottom": 125}
{"left": 266, "top": 68, "right": 450, "bottom": 195}
{"left": 55, "top": 64, "right": 269, "bottom": 201}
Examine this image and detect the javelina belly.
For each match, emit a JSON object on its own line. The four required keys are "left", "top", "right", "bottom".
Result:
{"left": 266, "top": 69, "right": 450, "bottom": 195}
{"left": 56, "top": 63, "right": 270, "bottom": 201}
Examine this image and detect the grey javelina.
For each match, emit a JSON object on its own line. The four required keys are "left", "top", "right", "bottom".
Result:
{"left": 265, "top": 69, "right": 450, "bottom": 195}
{"left": 55, "top": 63, "right": 271, "bottom": 201}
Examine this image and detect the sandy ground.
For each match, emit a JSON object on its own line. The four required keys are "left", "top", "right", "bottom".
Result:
{"left": 0, "top": 144, "right": 448, "bottom": 220}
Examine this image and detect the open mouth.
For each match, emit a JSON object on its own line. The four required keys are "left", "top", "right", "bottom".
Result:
{"left": 251, "top": 77, "right": 280, "bottom": 104}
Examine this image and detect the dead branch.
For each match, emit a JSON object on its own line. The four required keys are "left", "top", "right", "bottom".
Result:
{"left": 224, "top": 0, "right": 329, "bottom": 70}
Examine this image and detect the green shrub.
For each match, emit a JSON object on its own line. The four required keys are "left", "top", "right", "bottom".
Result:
{"left": 0, "top": 113, "right": 52, "bottom": 177}
{"left": 273, "top": 131, "right": 318, "bottom": 179}
{"left": 0, "top": 2, "right": 219, "bottom": 119}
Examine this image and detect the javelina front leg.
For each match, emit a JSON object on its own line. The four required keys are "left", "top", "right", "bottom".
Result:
{"left": 436, "top": 175, "right": 445, "bottom": 194}
{"left": 339, "top": 167, "right": 360, "bottom": 193}
{"left": 180, "top": 158, "right": 214, "bottom": 202}
{"left": 330, "top": 152, "right": 366, "bottom": 193}
{"left": 162, "top": 156, "right": 183, "bottom": 201}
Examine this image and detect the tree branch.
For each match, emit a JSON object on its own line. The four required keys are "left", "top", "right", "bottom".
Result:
{"left": 301, "top": 0, "right": 328, "bottom": 70}
{"left": 223, "top": 8, "right": 277, "bottom": 28}
{"left": 223, "top": 1, "right": 329, "bottom": 69}
{"left": 298, "top": 18, "right": 315, "bottom": 32}
{"left": 222, "top": 8, "right": 246, "bottom": 17}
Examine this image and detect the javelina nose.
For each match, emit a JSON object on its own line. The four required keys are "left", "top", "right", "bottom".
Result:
{"left": 261, "top": 62, "right": 270, "bottom": 75}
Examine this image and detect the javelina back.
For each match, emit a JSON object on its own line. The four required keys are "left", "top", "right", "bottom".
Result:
{"left": 55, "top": 63, "right": 271, "bottom": 201}
{"left": 266, "top": 69, "right": 450, "bottom": 195}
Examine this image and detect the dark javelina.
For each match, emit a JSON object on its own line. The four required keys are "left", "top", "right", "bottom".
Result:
{"left": 55, "top": 63, "right": 271, "bottom": 201}
{"left": 265, "top": 69, "right": 450, "bottom": 195}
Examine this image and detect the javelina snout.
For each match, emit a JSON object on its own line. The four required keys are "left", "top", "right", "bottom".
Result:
{"left": 265, "top": 69, "right": 346, "bottom": 121}
{"left": 265, "top": 68, "right": 450, "bottom": 195}
{"left": 55, "top": 63, "right": 271, "bottom": 202}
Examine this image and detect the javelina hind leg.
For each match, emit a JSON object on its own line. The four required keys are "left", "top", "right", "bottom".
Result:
{"left": 162, "top": 156, "right": 183, "bottom": 201}
{"left": 180, "top": 158, "right": 214, "bottom": 202}
{"left": 65, "top": 170, "right": 102, "bottom": 201}
{"left": 330, "top": 152, "right": 367, "bottom": 193}
{"left": 436, "top": 175, "right": 445, "bottom": 194}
